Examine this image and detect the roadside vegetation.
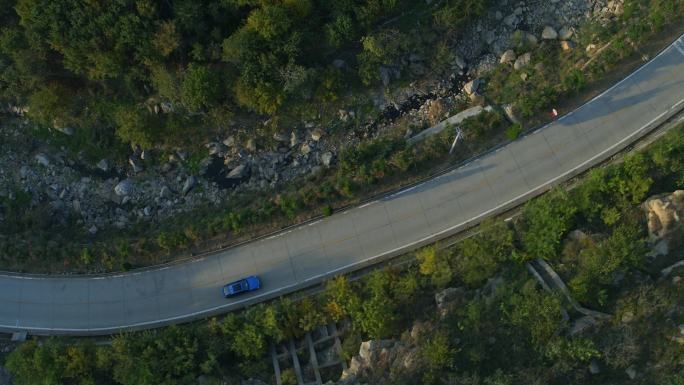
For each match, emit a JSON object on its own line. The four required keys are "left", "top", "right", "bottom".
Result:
{"left": 5, "top": 119, "right": 684, "bottom": 385}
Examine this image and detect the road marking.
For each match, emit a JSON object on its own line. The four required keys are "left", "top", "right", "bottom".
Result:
{"left": 675, "top": 41, "right": 684, "bottom": 57}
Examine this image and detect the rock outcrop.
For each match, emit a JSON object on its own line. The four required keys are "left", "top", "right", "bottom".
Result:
{"left": 644, "top": 191, "right": 684, "bottom": 240}
{"left": 643, "top": 191, "right": 684, "bottom": 256}
{"left": 339, "top": 322, "right": 428, "bottom": 384}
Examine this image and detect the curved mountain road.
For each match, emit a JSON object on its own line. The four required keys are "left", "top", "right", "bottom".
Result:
{"left": 2, "top": 35, "right": 684, "bottom": 336}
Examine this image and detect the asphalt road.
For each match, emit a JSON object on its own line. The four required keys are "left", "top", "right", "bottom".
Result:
{"left": 2, "top": 35, "right": 684, "bottom": 336}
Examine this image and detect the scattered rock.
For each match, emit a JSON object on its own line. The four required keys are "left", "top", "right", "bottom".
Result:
{"left": 128, "top": 157, "right": 144, "bottom": 173}
{"left": 160, "top": 102, "right": 173, "bottom": 113}
{"left": 514, "top": 52, "right": 532, "bottom": 70}
{"left": 55, "top": 126, "right": 75, "bottom": 136}
{"left": 621, "top": 311, "right": 635, "bottom": 323}
{"left": 321, "top": 152, "right": 334, "bottom": 167}
{"left": 332, "top": 59, "right": 347, "bottom": 69}
{"left": 452, "top": 55, "right": 466, "bottom": 70}
{"left": 560, "top": 40, "right": 574, "bottom": 51}
{"left": 500, "top": 49, "right": 517, "bottom": 64}
{"left": 19, "top": 165, "right": 30, "bottom": 179}
{"left": 542, "top": 25, "right": 558, "bottom": 40}
{"left": 273, "top": 132, "right": 289, "bottom": 143}
{"left": 463, "top": 78, "right": 481, "bottom": 95}
{"left": 182, "top": 176, "right": 197, "bottom": 195}
{"left": 301, "top": 143, "right": 312, "bottom": 155}
{"left": 206, "top": 142, "right": 227, "bottom": 156}
{"left": 503, "top": 13, "right": 519, "bottom": 27}
{"left": 35, "top": 153, "right": 51, "bottom": 167}
{"left": 625, "top": 366, "right": 637, "bottom": 380}
{"left": 311, "top": 128, "right": 325, "bottom": 142}
{"left": 290, "top": 131, "right": 300, "bottom": 148}
{"left": 222, "top": 136, "right": 235, "bottom": 147}
{"left": 160, "top": 185, "right": 173, "bottom": 199}
{"left": 589, "top": 359, "right": 601, "bottom": 374}
{"left": 228, "top": 164, "right": 248, "bottom": 179}
{"left": 96, "top": 159, "right": 111, "bottom": 172}
{"left": 503, "top": 104, "right": 520, "bottom": 124}
{"left": 558, "top": 26, "right": 574, "bottom": 40}
{"left": 114, "top": 179, "right": 134, "bottom": 196}
{"left": 245, "top": 138, "right": 257, "bottom": 152}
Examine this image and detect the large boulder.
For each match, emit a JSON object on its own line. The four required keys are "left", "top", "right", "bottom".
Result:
{"left": 643, "top": 191, "right": 684, "bottom": 244}
{"left": 341, "top": 338, "right": 419, "bottom": 383}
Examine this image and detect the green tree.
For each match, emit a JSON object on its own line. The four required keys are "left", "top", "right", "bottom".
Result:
{"left": 417, "top": 245, "right": 453, "bottom": 288}
{"left": 180, "top": 64, "right": 222, "bottom": 112}
{"left": 504, "top": 280, "right": 565, "bottom": 346}
{"left": 521, "top": 189, "right": 577, "bottom": 260}
{"left": 114, "top": 108, "right": 161, "bottom": 149}
{"left": 456, "top": 220, "right": 514, "bottom": 286}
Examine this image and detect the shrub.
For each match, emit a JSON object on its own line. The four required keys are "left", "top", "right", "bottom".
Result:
{"left": 520, "top": 189, "right": 577, "bottom": 260}
{"left": 505, "top": 123, "right": 522, "bottom": 140}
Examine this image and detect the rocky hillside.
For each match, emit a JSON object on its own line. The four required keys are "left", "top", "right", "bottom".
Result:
{"left": 0, "top": 0, "right": 625, "bottom": 239}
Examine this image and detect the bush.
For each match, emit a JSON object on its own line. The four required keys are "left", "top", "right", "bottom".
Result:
{"left": 520, "top": 189, "right": 577, "bottom": 260}
{"left": 561, "top": 69, "right": 586, "bottom": 94}
{"left": 505, "top": 123, "right": 522, "bottom": 140}
{"left": 455, "top": 220, "right": 514, "bottom": 287}
{"left": 417, "top": 245, "right": 453, "bottom": 288}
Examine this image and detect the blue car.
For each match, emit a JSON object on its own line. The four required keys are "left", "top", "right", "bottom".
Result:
{"left": 222, "top": 276, "right": 261, "bottom": 297}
